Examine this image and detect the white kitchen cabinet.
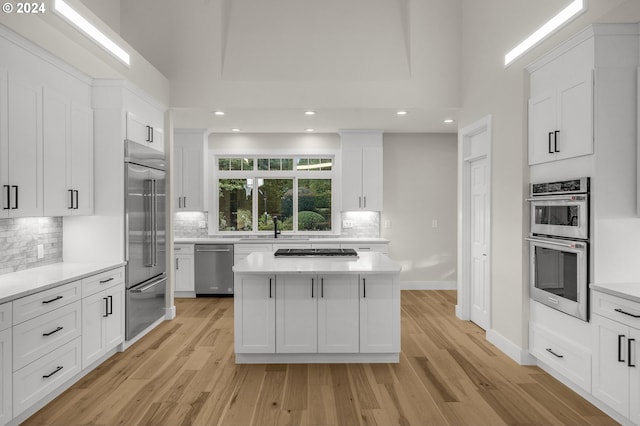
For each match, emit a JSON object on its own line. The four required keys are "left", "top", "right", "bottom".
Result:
{"left": 82, "top": 281, "right": 124, "bottom": 369}
{"left": 276, "top": 274, "right": 318, "bottom": 353}
{"left": 528, "top": 70, "right": 593, "bottom": 165}
{"left": 0, "top": 327, "right": 11, "bottom": 426}
{"left": 43, "top": 89, "right": 93, "bottom": 216}
{"left": 175, "top": 244, "right": 195, "bottom": 295}
{"left": 126, "top": 110, "right": 164, "bottom": 153}
{"left": 317, "top": 274, "right": 359, "bottom": 353}
{"left": 0, "top": 71, "right": 43, "bottom": 217}
{"left": 360, "top": 275, "right": 400, "bottom": 353}
{"left": 234, "top": 274, "right": 276, "bottom": 353}
{"left": 340, "top": 131, "right": 383, "bottom": 211}
{"left": 174, "top": 131, "right": 205, "bottom": 211}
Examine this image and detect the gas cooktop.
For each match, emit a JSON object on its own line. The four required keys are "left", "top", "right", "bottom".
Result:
{"left": 274, "top": 248, "right": 358, "bottom": 257}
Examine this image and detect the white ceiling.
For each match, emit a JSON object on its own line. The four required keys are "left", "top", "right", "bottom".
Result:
{"left": 83, "top": 0, "right": 462, "bottom": 133}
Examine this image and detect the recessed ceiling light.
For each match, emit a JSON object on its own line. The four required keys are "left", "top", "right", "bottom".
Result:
{"left": 53, "top": 0, "right": 130, "bottom": 66}
{"left": 231, "top": 128, "right": 241, "bottom": 132}
{"left": 305, "top": 128, "right": 315, "bottom": 132}
{"left": 444, "top": 119, "right": 455, "bottom": 124}
{"left": 505, "top": 0, "right": 585, "bottom": 66}
{"left": 396, "top": 111, "right": 408, "bottom": 116}
{"left": 304, "top": 111, "right": 316, "bottom": 116}
{"left": 213, "top": 111, "right": 225, "bottom": 116}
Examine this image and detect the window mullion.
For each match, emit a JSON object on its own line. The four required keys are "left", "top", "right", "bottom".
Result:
{"left": 293, "top": 178, "right": 298, "bottom": 232}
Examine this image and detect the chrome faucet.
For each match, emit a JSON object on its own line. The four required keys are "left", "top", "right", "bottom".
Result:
{"left": 273, "top": 215, "right": 281, "bottom": 238}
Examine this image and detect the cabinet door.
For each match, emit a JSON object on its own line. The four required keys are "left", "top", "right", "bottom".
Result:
{"left": 234, "top": 274, "right": 275, "bottom": 353}
{"left": 5, "top": 73, "right": 43, "bottom": 217}
{"left": 629, "top": 327, "right": 640, "bottom": 424}
{"left": 276, "top": 275, "right": 317, "bottom": 353}
{"left": 528, "top": 91, "right": 557, "bottom": 165}
{"left": 103, "top": 285, "right": 124, "bottom": 350}
{"left": 362, "top": 145, "right": 383, "bottom": 210}
{"left": 175, "top": 254, "right": 195, "bottom": 292}
{"left": 180, "top": 144, "right": 203, "bottom": 211}
{"left": 360, "top": 275, "right": 400, "bottom": 353}
{"left": 149, "top": 125, "right": 164, "bottom": 153}
{"left": 69, "top": 102, "right": 94, "bottom": 214}
{"left": 125, "top": 112, "right": 149, "bottom": 146}
{"left": 43, "top": 89, "right": 71, "bottom": 216}
{"left": 341, "top": 147, "right": 363, "bottom": 211}
{"left": 318, "top": 275, "right": 359, "bottom": 353}
{"left": 82, "top": 290, "right": 108, "bottom": 368}
{"left": 174, "top": 146, "right": 184, "bottom": 209}
{"left": 592, "top": 314, "right": 630, "bottom": 417}
{"left": 0, "top": 328, "right": 11, "bottom": 426}
{"left": 556, "top": 72, "right": 593, "bottom": 161}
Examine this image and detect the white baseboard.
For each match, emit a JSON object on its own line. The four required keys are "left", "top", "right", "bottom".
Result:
{"left": 401, "top": 281, "right": 457, "bottom": 290}
{"left": 165, "top": 305, "right": 176, "bottom": 320}
{"left": 486, "top": 328, "right": 536, "bottom": 365}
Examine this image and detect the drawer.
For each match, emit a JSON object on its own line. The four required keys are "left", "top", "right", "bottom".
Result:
{"left": 0, "top": 302, "right": 11, "bottom": 331}
{"left": 592, "top": 290, "right": 640, "bottom": 329}
{"left": 234, "top": 244, "right": 273, "bottom": 254}
{"left": 13, "top": 300, "right": 82, "bottom": 371}
{"left": 82, "top": 267, "right": 125, "bottom": 298}
{"left": 13, "top": 280, "right": 81, "bottom": 325}
{"left": 341, "top": 243, "right": 389, "bottom": 254}
{"left": 13, "top": 337, "right": 81, "bottom": 417}
{"left": 530, "top": 322, "right": 591, "bottom": 392}
{"left": 175, "top": 244, "right": 194, "bottom": 255}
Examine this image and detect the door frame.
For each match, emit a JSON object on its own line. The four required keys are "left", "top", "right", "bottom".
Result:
{"left": 457, "top": 115, "right": 492, "bottom": 327}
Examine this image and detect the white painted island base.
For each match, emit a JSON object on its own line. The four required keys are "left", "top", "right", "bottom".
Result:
{"left": 233, "top": 252, "right": 401, "bottom": 364}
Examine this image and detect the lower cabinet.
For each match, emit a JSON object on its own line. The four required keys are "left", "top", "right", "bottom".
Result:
{"left": 0, "top": 327, "right": 11, "bottom": 426}
{"left": 318, "top": 275, "right": 359, "bottom": 353}
{"left": 234, "top": 274, "right": 276, "bottom": 353}
{"left": 82, "top": 283, "right": 124, "bottom": 368}
{"left": 359, "top": 275, "right": 400, "bottom": 353}
{"left": 175, "top": 244, "right": 195, "bottom": 295}
{"left": 276, "top": 274, "right": 318, "bottom": 353}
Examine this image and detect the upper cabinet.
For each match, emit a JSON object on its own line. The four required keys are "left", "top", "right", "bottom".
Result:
{"left": 125, "top": 100, "right": 165, "bottom": 153}
{"left": 0, "top": 70, "right": 43, "bottom": 218}
{"left": 43, "top": 89, "right": 93, "bottom": 216}
{"left": 174, "top": 130, "right": 206, "bottom": 212}
{"left": 340, "top": 131, "right": 383, "bottom": 211}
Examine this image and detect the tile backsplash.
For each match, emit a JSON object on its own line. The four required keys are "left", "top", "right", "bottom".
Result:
{"left": 0, "top": 217, "right": 63, "bottom": 275}
{"left": 174, "top": 212, "right": 209, "bottom": 238}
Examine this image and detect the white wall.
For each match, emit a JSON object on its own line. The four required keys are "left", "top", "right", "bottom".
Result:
{"left": 382, "top": 133, "right": 457, "bottom": 285}
{"left": 458, "top": 0, "right": 640, "bottom": 350}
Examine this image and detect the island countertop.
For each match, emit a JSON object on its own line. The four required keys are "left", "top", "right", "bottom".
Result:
{"left": 233, "top": 251, "right": 401, "bottom": 274}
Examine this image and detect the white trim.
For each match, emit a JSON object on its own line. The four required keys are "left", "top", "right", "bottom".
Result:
{"left": 165, "top": 305, "right": 176, "bottom": 320}
{"left": 486, "top": 328, "right": 536, "bottom": 365}
{"left": 236, "top": 352, "right": 399, "bottom": 364}
{"left": 401, "top": 281, "right": 456, "bottom": 290}
{"left": 457, "top": 115, "right": 492, "bottom": 328}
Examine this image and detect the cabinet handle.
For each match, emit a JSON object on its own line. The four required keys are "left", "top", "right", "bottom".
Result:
{"left": 3, "top": 185, "right": 9, "bottom": 210}
{"left": 42, "top": 295, "right": 63, "bottom": 304}
{"left": 104, "top": 297, "right": 109, "bottom": 317}
{"left": 363, "top": 278, "right": 366, "bottom": 298}
{"left": 68, "top": 189, "right": 74, "bottom": 209}
{"left": 358, "top": 196, "right": 362, "bottom": 208}
{"left": 150, "top": 127, "right": 154, "bottom": 143}
{"left": 108, "top": 295, "right": 113, "bottom": 315}
{"left": 311, "top": 278, "right": 314, "bottom": 298}
{"left": 629, "top": 338, "right": 636, "bottom": 368}
{"left": 554, "top": 130, "right": 560, "bottom": 153}
{"left": 618, "top": 334, "right": 626, "bottom": 362}
{"left": 183, "top": 197, "right": 187, "bottom": 208}
{"left": 615, "top": 308, "right": 640, "bottom": 318}
{"left": 363, "top": 196, "right": 367, "bottom": 208}
{"left": 42, "top": 366, "right": 63, "bottom": 379}
{"left": 176, "top": 258, "right": 180, "bottom": 270}
{"left": 269, "top": 278, "right": 272, "bottom": 299}
{"left": 321, "top": 278, "right": 324, "bottom": 298}
{"left": 100, "top": 278, "right": 114, "bottom": 284}
{"left": 545, "top": 348, "right": 563, "bottom": 358}
{"left": 11, "top": 185, "right": 18, "bottom": 209}
{"left": 42, "top": 326, "right": 64, "bottom": 337}
{"left": 548, "top": 132, "right": 554, "bottom": 154}
{"left": 74, "top": 190, "right": 79, "bottom": 209}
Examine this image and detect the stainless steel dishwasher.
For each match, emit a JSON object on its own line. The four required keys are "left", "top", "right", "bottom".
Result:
{"left": 194, "top": 244, "right": 234, "bottom": 296}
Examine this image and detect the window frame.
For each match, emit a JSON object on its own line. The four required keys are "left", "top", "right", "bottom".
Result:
{"left": 209, "top": 150, "right": 339, "bottom": 236}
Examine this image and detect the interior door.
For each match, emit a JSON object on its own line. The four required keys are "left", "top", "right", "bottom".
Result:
{"left": 470, "top": 157, "right": 490, "bottom": 330}
{"left": 126, "top": 163, "right": 151, "bottom": 287}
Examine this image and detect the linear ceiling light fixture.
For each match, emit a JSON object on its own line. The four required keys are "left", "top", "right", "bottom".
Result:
{"left": 504, "top": 0, "right": 585, "bottom": 67}
{"left": 53, "top": 0, "right": 130, "bottom": 66}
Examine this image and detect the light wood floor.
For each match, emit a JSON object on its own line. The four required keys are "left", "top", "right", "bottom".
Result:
{"left": 24, "top": 291, "right": 616, "bottom": 425}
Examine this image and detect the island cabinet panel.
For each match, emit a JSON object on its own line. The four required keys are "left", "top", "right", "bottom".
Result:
{"left": 234, "top": 274, "right": 275, "bottom": 353}
{"left": 360, "top": 275, "right": 400, "bottom": 353}
{"left": 276, "top": 275, "right": 318, "bottom": 353}
{"left": 317, "top": 275, "right": 359, "bottom": 353}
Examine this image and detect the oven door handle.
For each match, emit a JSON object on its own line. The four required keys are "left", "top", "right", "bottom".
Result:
{"left": 526, "top": 196, "right": 586, "bottom": 202}
{"left": 526, "top": 237, "right": 585, "bottom": 249}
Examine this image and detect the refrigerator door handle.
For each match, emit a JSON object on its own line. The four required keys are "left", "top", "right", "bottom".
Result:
{"left": 152, "top": 179, "right": 158, "bottom": 266}
{"left": 131, "top": 276, "right": 167, "bottom": 293}
{"left": 143, "top": 179, "right": 153, "bottom": 267}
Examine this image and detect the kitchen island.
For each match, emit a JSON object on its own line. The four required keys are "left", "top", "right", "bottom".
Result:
{"left": 233, "top": 251, "right": 401, "bottom": 363}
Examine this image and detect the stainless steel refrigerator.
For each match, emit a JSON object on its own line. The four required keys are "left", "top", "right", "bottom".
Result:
{"left": 124, "top": 141, "right": 167, "bottom": 340}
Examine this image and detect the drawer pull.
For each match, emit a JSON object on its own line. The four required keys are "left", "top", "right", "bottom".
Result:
{"left": 42, "top": 295, "right": 63, "bottom": 304}
{"left": 42, "top": 366, "right": 63, "bottom": 379}
{"left": 546, "top": 348, "right": 563, "bottom": 358}
{"left": 629, "top": 338, "right": 636, "bottom": 368}
{"left": 615, "top": 308, "right": 640, "bottom": 318}
{"left": 100, "top": 278, "right": 114, "bottom": 284}
{"left": 42, "top": 326, "right": 64, "bottom": 337}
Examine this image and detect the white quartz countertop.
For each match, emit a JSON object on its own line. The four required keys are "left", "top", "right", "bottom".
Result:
{"left": 591, "top": 282, "right": 640, "bottom": 304}
{"left": 175, "top": 237, "right": 389, "bottom": 245}
{"left": 233, "top": 251, "right": 401, "bottom": 274}
{"left": 0, "top": 261, "right": 126, "bottom": 304}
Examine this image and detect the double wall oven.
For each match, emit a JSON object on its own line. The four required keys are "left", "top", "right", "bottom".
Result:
{"left": 527, "top": 177, "right": 590, "bottom": 321}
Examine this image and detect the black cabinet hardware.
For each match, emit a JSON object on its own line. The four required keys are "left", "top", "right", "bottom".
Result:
{"left": 554, "top": 130, "right": 560, "bottom": 152}
{"left": 615, "top": 308, "right": 640, "bottom": 318}
{"left": 548, "top": 132, "right": 554, "bottom": 154}
{"left": 108, "top": 295, "right": 113, "bottom": 315}
{"left": 11, "top": 185, "right": 18, "bottom": 209}
{"left": 100, "top": 278, "right": 114, "bottom": 284}
{"left": 74, "top": 190, "right": 79, "bottom": 209}
{"left": 103, "top": 297, "right": 109, "bottom": 317}
{"left": 3, "top": 185, "right": 9, "bottom": 210}
{"left": 311, "top": 278, "right": 314, "bottom": 298}
{"left": 68, "top": 189, "right": 74, "bottom": 209}
{"left": 269, "top": 278, "right": 272, "bottom": 299}
{"left": 545, "top": 348, "right": 563, "bottom": 358}
{"left": 321, "top": 278, "right": 324, "bottom": 298}
{"left": 42, "top": 366, "right": 63, "bottom": 379}
{"left": 629, "top": 338, "right": 636, "bottom": 368}
{"left": 618, "top": 334, "right": 626, "bottom": 362}
{"left": 42, "top": 326, "right": 64, "bottom": 337}
{"left": 363, "top": 278, "right": 366, "bottom": 298}
{"left": 42, "top": 295, "right": 63, "bottom": 304}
